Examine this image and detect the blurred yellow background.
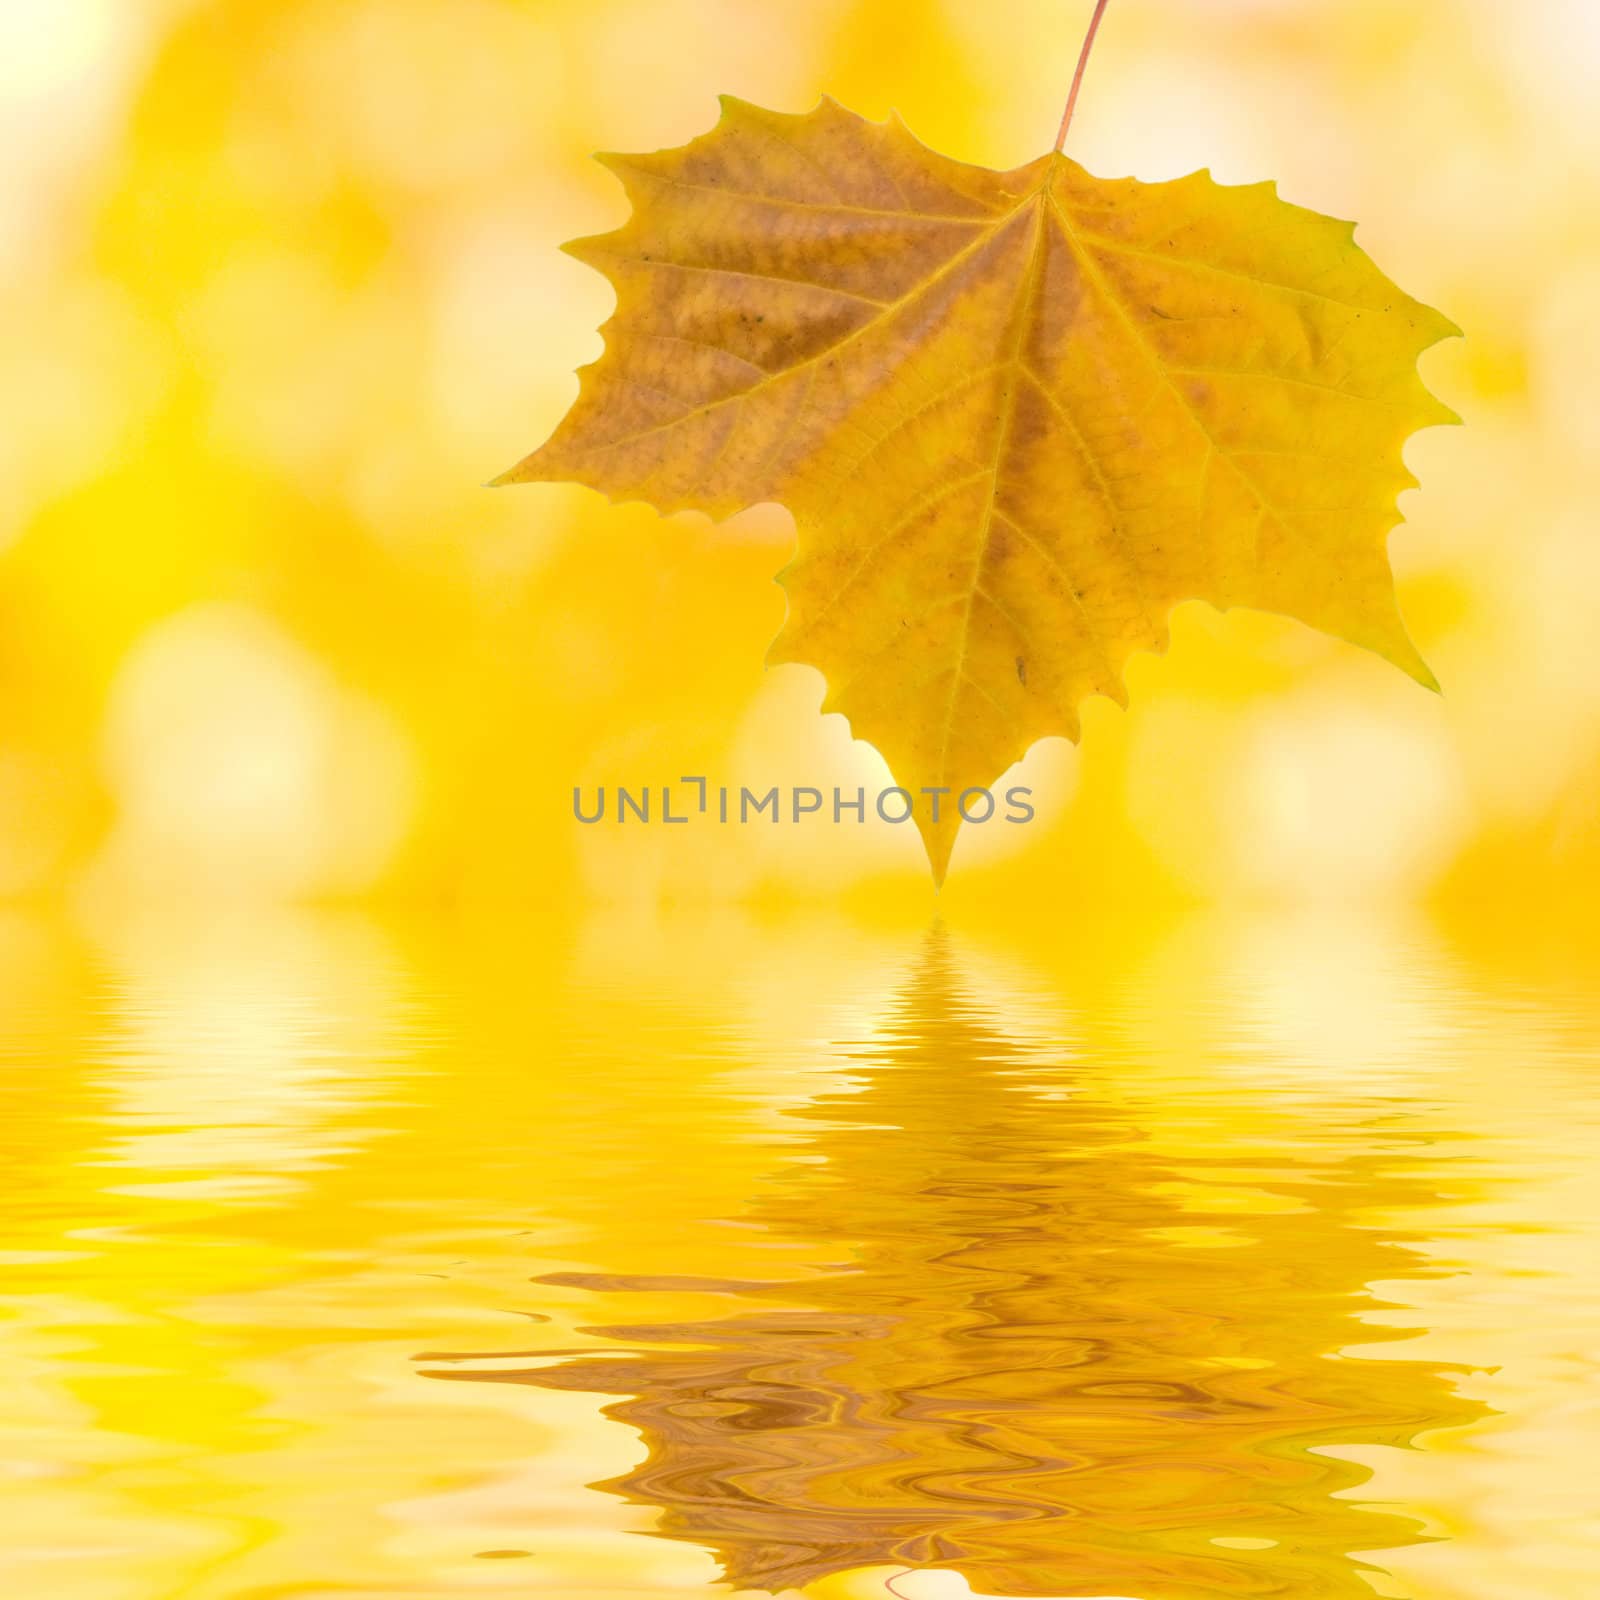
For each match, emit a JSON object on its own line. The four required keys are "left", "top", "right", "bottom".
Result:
{"left": 5, "top": 12, "right": 1600, "bottom": 1596}
{"left": 2, "top": 0, "right": 1596, "bottom": 912}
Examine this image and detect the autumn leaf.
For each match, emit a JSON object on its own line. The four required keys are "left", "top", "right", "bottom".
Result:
{"left": 500, "top": 32, "right": 1459, "bottom": 882}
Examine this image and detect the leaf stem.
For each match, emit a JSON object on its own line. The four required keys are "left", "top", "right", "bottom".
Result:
{"left": 1054, "top": 0, "right": 1113, "bottom": 152}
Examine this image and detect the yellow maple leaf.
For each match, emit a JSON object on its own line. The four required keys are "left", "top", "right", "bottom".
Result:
{"left": 501, "top": 27, "right": 1458, "bottom": 882}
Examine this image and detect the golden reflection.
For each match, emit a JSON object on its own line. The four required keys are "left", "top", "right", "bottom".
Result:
{"left": 424, "top": 930, "right": 1487, "bottom": 1599}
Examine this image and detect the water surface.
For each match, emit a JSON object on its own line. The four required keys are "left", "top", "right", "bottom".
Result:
{"left": 1, "top": 907, "right": 1596, "bottom": 1599}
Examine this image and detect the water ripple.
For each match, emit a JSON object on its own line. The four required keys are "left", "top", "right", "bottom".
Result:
{"left": 425, "top": 930, "right": 1492, "bottom": 1598}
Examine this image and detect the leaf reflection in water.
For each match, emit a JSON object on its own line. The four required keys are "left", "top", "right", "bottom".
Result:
{"left": 423, "top": 932, "right": 1488, "bottom": 1599}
